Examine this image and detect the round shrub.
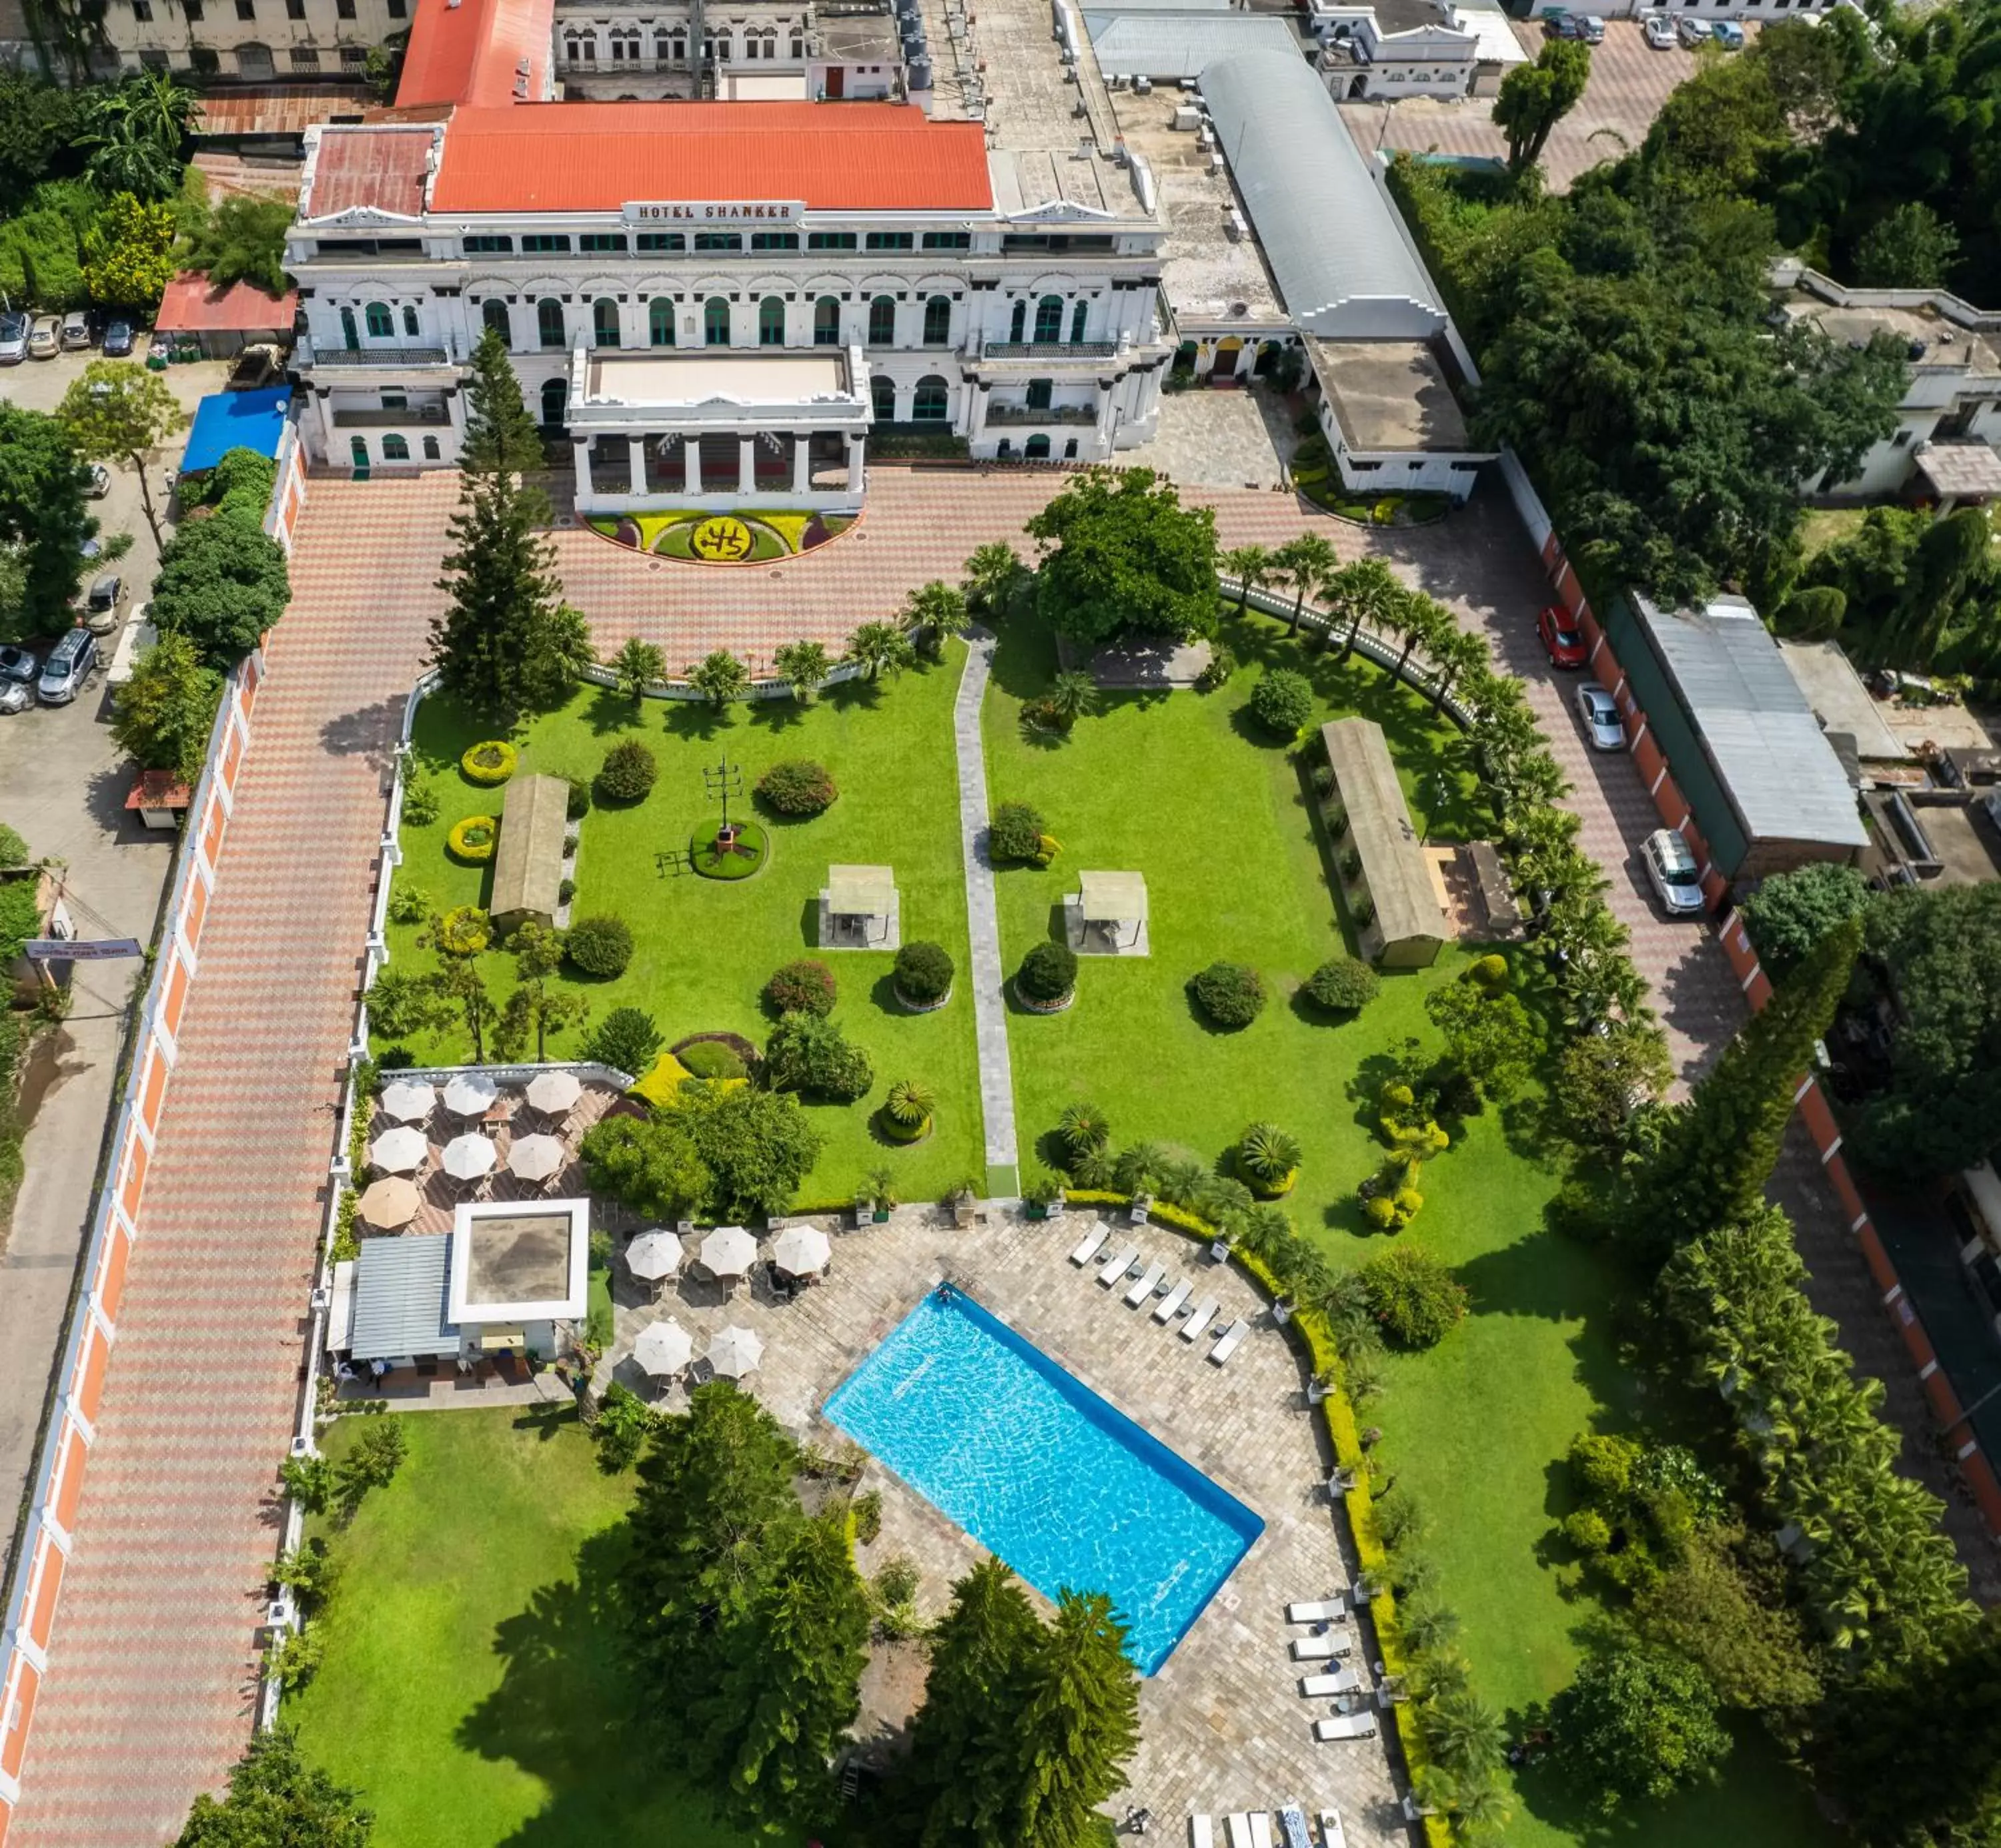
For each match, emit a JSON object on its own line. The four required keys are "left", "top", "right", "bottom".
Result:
{"left": 679, "top": 1039, "right": 747, "bottom": 1080}
{"left": 566, "top": 777, "right": 592, "bottom": 821}
{"left": 401, "top": 781, "right": 440, "bottom": 827}
{"left": 989, "top": 801, "right": 1047, "bottom": 863}
{"left": 595, "top": 739, "right": 658, "bottom": 804}
{"left": 447, "top": 814, "right": 498, "bottom": 863}
{"left": 1189, "top": 961, "right": 1265, "bottom": 1029}
{"left": 1249, "top": 668, "right": 1315, "bottom": 737}
{"left": 1305, "top": 956, "right": 1379, "bottom": 1013}
{"left": 1359, "top": 1246, "right": 1468, "bottom": 1349}
{"left": 766, "top": 959, "right": 836, "bottom": 1018}
{"left": 1017, "top": 941, "right": 1077, "bottom": 1004}
{"left": 558, "top": 877, "right": 576, "bottom": 905}
{"left": 1469, "top": 953, "right": 1510, "bottom": 993}
{"left": 894, "top": 941, "right": 954, "bottom": 1006}
{"left": 1237, "top": 1122, "right": 1301, "bottom": 1196}
{"left": 1362, "top": 1195, "right": 1399, "bottom": 1231}
{"left": 565, "top": 913, "right": 634, "bottom": 978}
{"left": 430, "top": 905, "right": 490, "bottom": 957}
{"left": 756, "top": 759, "right": 838, "bottom": 817}
{"left": 882, "top": 1078, "right": 936, "bottom": 1142}
{"left": 461, "top": 740, "right": 518, "bottom": 786}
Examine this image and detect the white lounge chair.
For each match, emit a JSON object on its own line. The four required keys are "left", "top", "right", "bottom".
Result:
{"left": 1286, "top": 1599, "right": 1347, "bottom": 1625}
{"left": 1291, "top": 1632, "right": 1354, "bottom": 1660}
{"left": 1154, "top": 1276, "right": 1193, "bottom": 1322}
{"left": 1098, "top": 1243, "right": 1141, "bottom": 1286}
{"left": 1069, "top": 1224, "right": 1109, "bottom": 1266}
{"left": 1299, "top": 1667, "right": 1363, "bottom": 1697}
{"left": 1125, "top": 1259, "right": 1167, "bottom": 1306}
{"left": 1225, "top": 1817, "right": 1255, "bottom": 1848}
{"left": 1277, "top": 1806, "right": 1313, "bottom": 1848}
{"left": 1314, "top": 1713, "right": 1378, "bottom": 1743}
{"left": 1251, "top": 1816, "right": 1275, "bottom": 1848}
{"left": 1319, "top": 1809, "right": 1347, "bottom": 1848}
{"left": 1181, "top": 1297, "right": 1219, "bottom": 1340}
{"left": 1189, "top": 1819, "right": 1215, "bottom": 1848}
{"left": 1210, "top": 1318, "right": 1250, "bottom": 1364}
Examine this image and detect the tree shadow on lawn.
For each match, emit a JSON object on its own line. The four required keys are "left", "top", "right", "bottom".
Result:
{"left": 664, "top": 700, "right": 737, "bottom": 744}
{"left": 746, "top": 696, "right": 809, "bottom": 736}
{"left": 580, "top": 686, "right": 646, "bottom": 739}
{"left": 986, "top": 614, "right": 1061, "bottom": 701}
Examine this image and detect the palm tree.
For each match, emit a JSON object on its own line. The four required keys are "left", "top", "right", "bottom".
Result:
{"left": 1045, "top": 669, "right": 1099, "bottom": 727}
{"left": 962, "top": 540, "right": 1024, "bottom": 619}
{"left": 1327, "top": 556, "right": 1402, "bottom": 661}
{"left": 1391, "top": 591, "right": 1449, "bottom": 682}
{"left": 610, "top": 636, "right": 666, "bottom": 704}
{"left": 772, "top": 638, "right": 832, "bottom": 703}
{"left": 1423, "top": 1687, "right": 1506, "bottom": 1781}
{"left": 845, "top": 620, "right": 915, "bottom": 680}
{"left": 902, "top": 580, "right": 970, "bottom": 658}
{"left": 688, "top": 649, "right": 750, "bottom": 705}
{"left": 1272, "top": 533, "right": 1338, "bottom": 636}
{"left": 1058, "top": 1101, "right": 1111, "bottom": 1160}
{"left": 1237, "top": 1122, "right": 1301, "bottom": 1190}
{"left": 1220, "top": 543, "right": 1271, "bottom": 616}
{"left": 1428, "top": 626, "right": 1488, "bottom": 711}
{"left": 1111, "top": 1141, "right": 1167, "bottom": 1196}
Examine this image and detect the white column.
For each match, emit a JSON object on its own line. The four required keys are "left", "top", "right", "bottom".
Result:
{"left": 684, "top": 434, "right": 702, "bottom": 496}
{"left": 738, "top": 434, "right": 756, "bottom": 495}
{"left": 627, "top": 437, "right": 647, "bottom": 495}
{"left": 846, "top": 430, "right": 864, "bottom": 493}
{"left": 792, "top": 432, "right": 811, "bottom": 494}
{"left": 572, "top": 436, "right": 591, "bottom": 505}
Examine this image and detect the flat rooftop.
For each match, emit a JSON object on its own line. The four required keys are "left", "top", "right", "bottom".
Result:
{"left": 464, "top": 1210, "right": 573, "bottom": 1307}
{"left": 1312, "top": 338, "right": 1473, "bottom": 451}
{"left": 1783, "top": 295, "right": 2001, "bottom": 378}
{"left": 987, "top": 147, "right": 1150, "bottom": 221}
{"left": 1778, "top": 639, "right": 1908, "bottom": 764}
{"left": 584, "top": 350, "right": 851, "bottom": 404}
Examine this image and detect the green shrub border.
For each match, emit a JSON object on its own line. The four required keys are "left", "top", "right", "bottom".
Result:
{"left": 446, "top": 814, "right": 498, "bottom": 863}
{"left": 460, "top": 740, "right": 518, "bottom": 786}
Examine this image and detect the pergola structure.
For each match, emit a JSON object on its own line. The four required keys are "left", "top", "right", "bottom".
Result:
{"left": 818, "top": 863, "right": 900, "bottom": 950}
{"left": 1068, "top": 869, "right": 1149, "bottom": 956}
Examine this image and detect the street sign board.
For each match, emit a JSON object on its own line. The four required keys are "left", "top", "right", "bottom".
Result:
{"left": 23, "top": 937, "right": 144, "bottom": 962}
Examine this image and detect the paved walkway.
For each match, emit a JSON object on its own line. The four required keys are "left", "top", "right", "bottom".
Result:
{"left": 951, "top": 628, "right": 1018, "bottom": 1187}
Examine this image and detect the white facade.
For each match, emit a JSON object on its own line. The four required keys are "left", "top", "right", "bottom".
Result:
{"left": 552, "top": 0, "right": 909, "bottom": 101}
{"left": 1311, "top": 3, "right": 1477, "bottom": 100}
{"left": 94, "top": 0, "right": 406, "bottom": 79}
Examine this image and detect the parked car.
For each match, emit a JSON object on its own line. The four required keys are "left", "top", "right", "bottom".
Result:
{"left": 27, "top": 314, "right": 59, "bottom": 359}
{"left": 1642, "top": 10, "right": 1676, "bottom": 47}
{"left": 1571, "top": 12, "right": 1605, "bottom": 41}
{"left": 101, "top": 320, "right": 135, "bottom": 358}
{"left": 83, "top": 574, "right": 124, "bottom": 633}
{"left": 85, "top": 462, "right": 111, "bottom": 500}
{"left": 61, "top": 309, "right": 92, "bottom": 350}
{"left": 0, "top": 679, "right": 29, "bottom": 716}
{"left": 37, "top": 627, "right": 98, "bottom": 705}
{"left": 1537, "top": 603, "right": 1588, "bottom": 669}
{"left": 1576, "top": 682, "right": 1625, "bottom": 751}
{"left": 0, "top": 311, "right": 26, "bottom": 364}
{"left": 1676, "top": 13, "right": 1713, "bottom": 44}
{"left": 1641, "top": 827, "right": 1706, "bottom": 915}
{"left": 1712, "top": 19, "right": 1744, "bottom": 47}
{"left": 0, "top": 644, "right": 37, "bottom": 684}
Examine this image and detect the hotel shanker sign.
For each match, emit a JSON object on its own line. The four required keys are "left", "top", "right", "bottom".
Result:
{"left": 622, "top": 200, "right": 806, "bottom": 225}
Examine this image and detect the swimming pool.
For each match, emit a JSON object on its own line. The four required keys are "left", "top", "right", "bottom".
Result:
{"left": 824, "top": 1285, "right": 1263, "bottom": 1674}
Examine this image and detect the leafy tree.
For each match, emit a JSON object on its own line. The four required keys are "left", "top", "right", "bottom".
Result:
{"left": 1424, "top": 976, "right": 1543, "bottom": 1103}
{"left": 904, "top": 578, "right": 970, "bottom": 657}
{"left": 79, "top": 73, "right": 194, "bottom": 202}
{"left": 459, "top": 327, "right": 544, "bottom": 477}
{"left": 1738, "top": 862, "right": 1871, "bottom": 980}
{"left": 1271, "top": 532, "right": 1339, "bottom": 634}
{"left": 58, "top": 360, "right": 187, "bottom": 548}
{"left": 173, "top": 1727, "right": 373, "bottom": 1847}
{"left": 432, "top": 956, "right": 496, "bottom": 1062}
{"left": 1025, "top": 466, "right": 1219, "bottom": 648}
{"left": 1493, "top": 40, "right": 1591, "bottom": 174}
{"left": 582, "top": 1004, "right": 664, "bottom": 1075}
{"left": 0, "top": 73, "right": 87, "bottom": 214}
{"left": 365, "top": 963, "right": 452, "bottom": 1042}
{"left": 149, "top": 516, "right": 292, "bottom": 666}
{"left": 1553, "top": 1019, "right": 1672, "bottom": 1149}
{"left": 1359, "top": 1247, "right": 1468, "bottom": 1348}
{"left": 1631, "top": 1527, "right": 1821, "bottom": 1714}
{"left": 672, "top": 1081, "right": 824, "bottom": 1220}
{"left": 1008, "top": 1590, "right": 1141, "bottom": 1848}
{"left": 578, "top": 1111, "right": 711, "bottom": 1220}
{"left": 1249, "top": 666, "right": 1314, "bottom": 735}
{"left": 178, "top": 191, "right": 292, "bottom": 297}
{"left": 1551, "top": 1645, "right": 1730, "bottom": 1810}
{"left": 764, "top": 1009, "right": 874, "bottom": 1101}
{"left": 609, "top": 636, "right": 665, "bottom": 703}
{"left": 845, "top": 620, "right": 916, "bottom": 680}
{"left": 331, "top": 1417, "right": 406, "bottom": 1520}
{"left": 494, "top": 978, "right": 589, "bottom": 1061}
{"left": 589, "top": 1380, "right": 658, "bottom": 1472}
{"left": 772, "top": 638, "right": 831, "bottom": 701}
{"left": 81, "top": 190, "right": 177, "bottom": 310}
{"left": 111, "top": 628, "right": 222, "bottom": 780}
{"left": 430, "top": 467, "right": 573, "bottom": 720}
{"left": 688, "top": 648, "right": 751, "bottom": 705}
{"left": 1854, "top": 201, "right": 1960, "bottom": 288}
{"left": 0, "top": 403, "right": 95, "bottom": 638}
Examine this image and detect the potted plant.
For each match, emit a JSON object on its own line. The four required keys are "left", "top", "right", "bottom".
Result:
{"left": 948, "top": 1179, "right": 980, "bottom": 1229}
{"left": 864, "top": 1166, "right": 897, "bottom": 1224}
{"left": 1021, "top": 1170, "right": 1064, "bottom": 1220}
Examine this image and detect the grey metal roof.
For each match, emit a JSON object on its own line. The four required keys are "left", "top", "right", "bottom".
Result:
{"left": 1086, "top": 11, "right": 1299, "bottom": 76}
{"left": 1633, "top": 594, "right": 1869, "bottom": 851}
{"left": 1087, "top": 0, "right": 1233, "bottom": 13}
{"left": 1199, "top": 49, "right": 1445, "bottom": 340}
{"left": 349, "top": 1234, "right": 460, "bottom": 1362}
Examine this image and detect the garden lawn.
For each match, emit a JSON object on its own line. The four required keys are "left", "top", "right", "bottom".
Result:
{"left": 287, "top": 1407, "right": 752, "bottom": 1848}
{"left": 384, "top": 652, "right": 982, "bottom": 1208}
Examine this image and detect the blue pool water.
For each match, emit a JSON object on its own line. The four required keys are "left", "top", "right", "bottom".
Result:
{"left": 824, "top": 1285, "right": 1263, "bottom": 1674}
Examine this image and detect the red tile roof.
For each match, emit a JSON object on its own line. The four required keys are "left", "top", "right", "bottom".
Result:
{"left": 306, "top": 125, "right": 435, "bottom": 218}
{"left": 154, "top": 272, "right": 299, "bottom": 334}
{"left": 396, "top": 0, "right": 554, "bottom": 109}
{"left": 125, "top": 772, "right": 194, "bottom": 811}
{"left": 428, "top": 103, "right": 994, "bottom": 213}
{"left": 191, "top": 83, "right": 374, "bottom": 137}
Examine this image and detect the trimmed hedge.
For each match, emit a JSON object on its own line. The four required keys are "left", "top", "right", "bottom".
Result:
{"left": 461, "top": 740, "right": 518, "bottom": 786}
{"left": 756, "top": 759, "right": 838, "bottom": 817}
{"left": 678, "top": 1039, "right": 748, "bottom": 1080}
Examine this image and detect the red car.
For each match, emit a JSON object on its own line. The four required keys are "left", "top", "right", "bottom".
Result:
{"left": 1537, "top": 604, "right": 1587, "bottom": 669}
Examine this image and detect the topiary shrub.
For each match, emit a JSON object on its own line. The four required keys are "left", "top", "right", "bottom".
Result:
{"left": 894, "top": 941, "right": 954, "bottom": 1007}
{"left": 401, "top": 780, "right": 441, "bottom": 826}
{"left": 1017, "top": 940, "right": 1077, "bottom": 1005}
{"left": 765, "top": 958, "right": 836, "bottom": 1018}
{"left": 583, "top": 1005, "right": 663, "bottom": 1075}
{"left": 1189, "top": 961, "right": 1265, "bottom": 1029}
{"left": 882, "top": 1077, "right": 936, "bottom": 1143}
{"left": 988, "top": 801, "right": 1047, "bottom": 863}
{"left": 1237, "top": 1121, "right": 1301, "bottom": 1196}
{"left": 1305, "top": 955, "right": 1379, "bottom": 1013}
{"left": 566, "top": 913, "right": 634, "bottom": 978}
{"left": 461, "top": 740, "right": 518, "bottom": 786}
{"left": 447, "top": 814, "right": 498, "bottom": 863}
{"left": 679, "top": 1039, "right": 747, "bottom": 1080}
{"left": 1249, "top": 668, "right": 1315, "bottom": 737}
{"left": 566, "top": 777, "right": 592, "bottom": 821}
{"left": 756, "top": 759, "right": 838, "bottom": 817}
{"left": 595, "top": 739, "right": 657, "bottom": 804}
{"left": 1469, "top": 953, "right": 1510, "bottom": 993}
{"left": 1359, "top": 1246, "right": 1467, "bottom": 1348}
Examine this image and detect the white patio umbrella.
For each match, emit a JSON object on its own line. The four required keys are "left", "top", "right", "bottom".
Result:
{"left": 442, "top": 1072, "right": 500, "bottom": 1119}
{"left": 526, "top": 1069, "right": 582, "bottom": 1116}
{"left": 368, "top": 1125, "right": 428, "bottom": 1174}
{"left": 626, "top": 1229, "right": 684, "bottom": 1282}
{"left": 357, "top": 1176, "right": 421, "bottom": 1229}
{"left": 506, "top": 1133, "right": 566, "bottom": 1183}
{"left": 708, "top": 1324, "right": 764, "bottom": 1379}
{"left": 700, "top": 1225, "right": 758, "bottom": 1280}
{"left": 442, "top": 1133, "right": 496, "bottom": 1181}
{"left": 378, "top": 1079, "right": 436, "bottom": 1123}
{"left": 772, "top": 1225, "right": 831, "bottom": 1278}
{"left": 633, "top": 1318, "right": 693, "bottom": 1377}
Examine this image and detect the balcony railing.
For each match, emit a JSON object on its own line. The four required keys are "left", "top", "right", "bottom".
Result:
{"left": 986, "top": 403, "right": 1097, "bottom": 426}
{"left": 982, "top": 340, "right": 1117, "bottom": 360}
{"left": 331, "top": 405, "right": 451, "bottom": 427}
{"left": 307, "top": 344, "right": 452, "bottom": 368}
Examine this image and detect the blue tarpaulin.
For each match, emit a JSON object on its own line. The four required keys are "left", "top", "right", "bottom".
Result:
{"left": 179, "top": 388, "right": 291, "bottom": 475}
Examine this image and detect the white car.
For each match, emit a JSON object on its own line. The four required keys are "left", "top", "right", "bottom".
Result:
{"left": 1576, "top": 683, "right": 1625, "bottom": 751}
{"left": 1676, "top": 13, "right": 1712, "bottom": 44}
{"left": 1641, "top": 827, "right": 1706, "bottom": 915}
{"left": 1643, "top": 10, "right": 1676, "bottom": 47}
{"left": 0, "top": 679, "right": 30, "bottom": 716}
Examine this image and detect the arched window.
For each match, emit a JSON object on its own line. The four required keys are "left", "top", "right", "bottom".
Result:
{"left": 758, "top": 296, "right": 784, "bottom": 346}
{"left": 669, "top": 29, "right": 686, "bottom": 57}
{"left": 868, "top": 295, "right": 895, "bottom": 345}
{"left": 1009, "top": 299, "right": 1027, "bottom": 342}
{"left": 922, "top": 295, "right": 950, "bottom": 346}
{"left": 814, "top": 296, "right": 840, "bottom": 346}
{"left": 1026, "top": 433, "right": 1051, "bottom": 459}
{"left": 364, "top": 301, "right": 394, "bottom": 338}
{"left": 1026, "top": 378, "right": 1052, "bottom": 410}
{"left": 790, "top": 30, "right": 804, "bottom": 55}
{"left": 481, "top": 298, "right": 510, "bottom": 345}
{"left": 398, "top": 304, "right": 415, "bottom": 337}
{"left": 649, "top": 298, "right": 675, "bottom": 347}
{"left": 1069, "top": 300, "right": 1088, "bottom": 344}
{"left": 422, "top": 435, "right": 440, "bottom": 460}
{"left": 871, "top": 376, "right": 896, "bottom": 422}
{"left": 340, "top": 306, "right": 359, "bottom": 350}
{"left": 704, "top": 297, "right": 730, "bottom": 346}
{"left": 912, "top": 374, "right": 948, "bottom": 422}
{"left": 593, "top": 297, "right": 620, "bottom": 346}
{"left": 382, "top": 434, "right": 410, "bottom": 461}
{"left": 537, "top": 298, "right": 564, "bottom": 348}
{"left": 350, "top": 435, "right": 369, "bottom": 468}
{"left": 1033, "top": 295, "right": 1063, "bottom": 343}
{"left": 540, "top": 376, "right": 567, "bottom": 426}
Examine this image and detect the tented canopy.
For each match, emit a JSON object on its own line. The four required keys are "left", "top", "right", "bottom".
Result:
{"left": 626, "top": 1229, "right": 684, "bottom": 1281}
{"left": 708, "top": 1324, "right": 764, "bottom": 1378}
{"left": 772, "top": 1225, "right": 831, "bottom": 1276}
{"left": 357, "top": 1176, "right": 420, "bottom": 1228}
{"left": 379, "top": 1079, "right": 436, "bottom": 1123}
{"left": 526, "top": 1069, "right": 582, "bottom": 1115}
{"left": 506, "top": 1133, "right": 566, "bottom": 1182}
{"left": 700, "top": 1225, "right": 758, "bottom": 1279}
{"left": 369, "top": 1126, "right": 428, "bottom": 1174}
{"left": 442, "top": 1133, "right": 497, "bottom": 1180}
{"left": 443, "top": 1073, "right": 500, "bottom": 1118}
{"left": 1079, "top": 871, "right": 1148, "bottom": 923}
{"left": 634, "top": 1318, "right": 693, "bottom": 1376}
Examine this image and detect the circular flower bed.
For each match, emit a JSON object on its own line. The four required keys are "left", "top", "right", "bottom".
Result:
{"left": 690, "top": 817, "right": 768, "bottom": 881}
{"left": 447, "top": 815, "right": 499, "bottom": 863}
{"left": 461, "top": 740, "right": 518, "bottom": 786}
{"left": 1014, "top": 941, "right": 1077, "bottom": 1013}
{"left": 892, "top": 941, "right": 954, "bottom": 1013}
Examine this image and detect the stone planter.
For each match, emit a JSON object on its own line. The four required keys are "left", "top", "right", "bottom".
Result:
{"left": 894, "top": 984, "right": 952, "bottom": 1014}
{"left": 1012, "top": 979, "right": 1075, "bottom": 1013}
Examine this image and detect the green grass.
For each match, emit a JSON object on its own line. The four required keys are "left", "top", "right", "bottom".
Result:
{"left": 385, "top": 654, "right": 983, "bottom": 1207}
{"left": 287, "top": 1408, "right": 754, "bottom": 1848}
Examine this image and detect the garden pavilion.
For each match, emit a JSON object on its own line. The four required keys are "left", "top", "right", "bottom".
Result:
{"left": 819, "top": 864, "right": 900, "bottom": 950}
{"left": 1068, "top": 870, "right": 1150, "bottom": 955}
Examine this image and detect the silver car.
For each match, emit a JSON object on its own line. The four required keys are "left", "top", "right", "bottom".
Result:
{"left": 1641, "top": 827, "right": 1706, "bottom": 915}
{"left": 1576, "top": 683, "right": 1625, "bottom": 751}
{"left": 1676, "top": 13, "right": 1712, "bottom": 44}
{"left": 0, "top": 312, "right": 27, "bottom": 364}
{"left": 37, "top": 628, "right": 98, "bottom": 705}
{"left": 1643, "top": 10, "right": 1676, "bottom": 46}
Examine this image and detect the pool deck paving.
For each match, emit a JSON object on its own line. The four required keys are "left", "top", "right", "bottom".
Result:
{"left": 597, "top": 1206, "right": 1407, "bottom": 1841}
